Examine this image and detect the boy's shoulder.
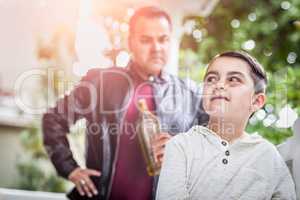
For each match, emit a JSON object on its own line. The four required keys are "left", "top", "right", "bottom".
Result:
{"left": 248, "top": 133, "right": 279, "bottom": 152}
{"left": 165, "top": 126, "right": 208, "bottom": 158}
{"left": 246, "top": 133, "right": 287, "bottom": 168}
{"left": 168, "top": 125, "right": 208, "bottom": 147}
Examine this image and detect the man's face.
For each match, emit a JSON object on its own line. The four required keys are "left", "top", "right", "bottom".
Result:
{"left": 202, "top": 56, "right": 260, "bottom": 122}
{"left": 129, "top": 16, "right": 171, "bottom": 76}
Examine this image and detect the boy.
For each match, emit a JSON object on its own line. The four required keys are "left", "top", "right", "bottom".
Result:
{"left": 156, "top": 51, "right": 296, "bottom": 200}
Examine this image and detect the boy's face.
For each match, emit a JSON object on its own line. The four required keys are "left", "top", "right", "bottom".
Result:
{"left": 202, "top": 56, "right": 265, "bottom": 122}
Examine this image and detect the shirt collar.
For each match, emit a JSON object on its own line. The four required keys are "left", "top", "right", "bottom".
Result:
{"left": 127, "top": 60, "right": 170, "bottom": 84}
{"left": 193, "top": 125, "right": 264, "bottom": 146}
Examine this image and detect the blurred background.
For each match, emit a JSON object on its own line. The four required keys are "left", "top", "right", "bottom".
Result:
{"left": 0, "top": 0, "right": 299, "bottom": 193}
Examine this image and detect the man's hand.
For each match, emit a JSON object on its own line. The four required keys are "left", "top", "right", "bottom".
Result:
{"left": 68, "top": 167, "right": 101, "bottom": 197}
{"left": 151, "top": 132, "right": 172, "bottom": 166}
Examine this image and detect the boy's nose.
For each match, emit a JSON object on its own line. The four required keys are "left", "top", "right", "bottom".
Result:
{"left": 215, "top": 81, "right": 226, "bottom": 90}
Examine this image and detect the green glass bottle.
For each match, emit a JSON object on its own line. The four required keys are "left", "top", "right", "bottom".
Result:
{"left": 137, "top": 99, "right": 161, "bottom": 176}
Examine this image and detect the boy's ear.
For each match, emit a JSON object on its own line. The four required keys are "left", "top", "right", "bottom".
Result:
{"left": 251, "top": 93, "right": 266, "bottom": 112}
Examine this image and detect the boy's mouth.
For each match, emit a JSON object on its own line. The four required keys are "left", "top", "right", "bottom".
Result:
{"left": 210, "top": 96, "right": 229, "bottom": 102}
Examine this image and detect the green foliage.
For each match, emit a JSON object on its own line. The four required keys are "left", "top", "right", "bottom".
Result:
{"left": 15, "top": 125, "right": 67, "bottom": 192}
{"left": 16, "top": 162, "right": 66, "bottom": 192}
{"left": 246, "top": 122, "right": 292, "bottom": 145}
{"left": 179, "top": 0, "right": 300, "bottom": 144}
{"left": 16, "top": 163, "right": 44, "bottom": 190}
{"left": 19, "top": 126, "right": 48, "bottom": 159}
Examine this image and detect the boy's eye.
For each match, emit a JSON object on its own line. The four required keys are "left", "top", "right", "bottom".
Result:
{"left": 205, "top": 76, "right": 217, "bottom": 83}
{"left": 229, "top": 76, "right": 241, "bottom": 82}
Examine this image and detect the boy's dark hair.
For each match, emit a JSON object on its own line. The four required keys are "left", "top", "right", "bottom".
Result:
{"left": 129, "top": 6, "right": 172, "bottom": 37}
{"left": 209, "top": 51, "right": 268, "bottom": 94}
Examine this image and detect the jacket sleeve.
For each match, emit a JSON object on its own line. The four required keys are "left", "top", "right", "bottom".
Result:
{"left": 42, "top": 69, "right": 100, "bottom": 179}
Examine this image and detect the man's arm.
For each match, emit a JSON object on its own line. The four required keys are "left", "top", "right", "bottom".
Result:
{"left": 42, "top": 69, "right": 101, "bottom": 197}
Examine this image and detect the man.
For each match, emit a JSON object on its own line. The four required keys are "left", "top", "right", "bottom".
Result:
{"left": 42, "top": 6, "right": 207, "bottom": 200}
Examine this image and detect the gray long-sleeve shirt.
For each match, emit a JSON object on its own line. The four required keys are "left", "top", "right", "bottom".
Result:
{"left": 156, "top": 125, "right": 296, "bottom": 200}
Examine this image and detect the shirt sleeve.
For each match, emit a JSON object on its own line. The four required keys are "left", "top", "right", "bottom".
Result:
{"left": 156, "top": 135, "right": 189, "bottom": 200}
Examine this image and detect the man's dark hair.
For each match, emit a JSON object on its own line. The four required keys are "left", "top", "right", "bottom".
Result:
{"left": 208, "top": 51, "right": 268, "bottom": 94}
{"left": 129, "top": 6, "right": 172, "bottom": 36}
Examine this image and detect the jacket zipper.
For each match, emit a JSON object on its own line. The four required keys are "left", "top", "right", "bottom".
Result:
{"left": 105, "top": 83, "right": 134, "bottom": 200}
